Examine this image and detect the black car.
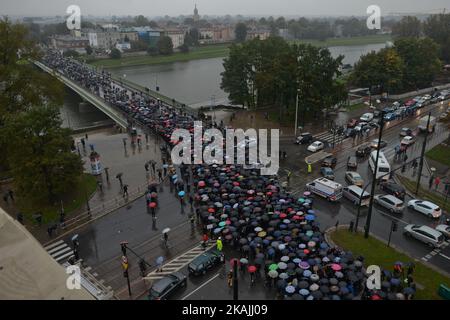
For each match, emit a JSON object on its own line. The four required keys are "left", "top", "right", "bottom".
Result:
{"left": 347, "top": 156, "right": 358, "bottom": 169}
{"left": 380, "top": 181, "right": 406, "bottom": 200}
{"left": 188, "top": 249, "right": 224, "bottom": 276}
{"left": 296, "top": 132, "right": 313, "bottom": 145}
{"left": 344, "top": 128, "right": 356, "bottom": 138}
{"left": 148, "top": 272, "right": 187, "bottom": 300}
{"left": 321, "top": 156, "right": 337, "bottom": 168}
{"left": 356, "top": 144, "right": 371, "bottom": 157}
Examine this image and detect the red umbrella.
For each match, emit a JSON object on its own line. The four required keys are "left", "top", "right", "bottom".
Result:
{"left": 233, "top": 182, "right": 240, "bottom": 186}
{"left": 248, "top": 265, "right": 257, "bottom": 273}
{"left": 331, "top": 263, "right": 342, "bottom": 271}
{"left": 303, "top": 249, "right": 310, "bottom": 254}
{"left": 149, "top": 202, "right": 157, "bottom": 208}
{"left": 280, "top": 213, "right": 287, "bottom": 219}
{"left": 230, "top": 258, "right": 240, "bottom": 267}
{"left": 208, "top": 208, "right": 215, "bottom": 213}
{"left": 266, "top": 192, "right": 272, "bottom": 196}
{"left": 198, "top": 181, "right": 206, "bottom": 187}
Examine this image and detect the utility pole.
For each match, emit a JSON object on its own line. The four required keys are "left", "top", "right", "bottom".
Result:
{"left": 120, "top": 241, "right": 132, "bottom": 297}
{"left": 415, "top": 112, "right": 432, "bottom": 195}
{"left": 294, "top": 89, "right": 299, "bottom": 137}
{"left": 387, "top": 221, "right": 398, "bottom": 247}
{"left": 364, "top": 111, "right": 385, "bottom": 238}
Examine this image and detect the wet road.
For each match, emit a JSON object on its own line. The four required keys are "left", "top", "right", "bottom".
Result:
{"left": 280, "top": 100, "right": 450, "bottom": 274}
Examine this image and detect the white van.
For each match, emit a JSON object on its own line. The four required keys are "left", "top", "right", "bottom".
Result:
{"left": 343, "top": 185, "right": 370, "bottom": 206}
{"left": 404, "top": 224, "right": 445, "bottom": 248}
{"left": 305, "top": 178, "right": 343, "bottom": 202}
{"left": 368, "top": 150, "right": 390, "bottom": 181}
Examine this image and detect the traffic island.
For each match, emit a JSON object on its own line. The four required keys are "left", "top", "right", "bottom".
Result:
{"left": 326, "top": 227, "right": 450, "bottom": 300}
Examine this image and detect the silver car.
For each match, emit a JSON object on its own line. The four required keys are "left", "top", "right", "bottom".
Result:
{"left": 374, "top": 194, "right": 404, "bottom": 213}
{"left": 404, "top": 224, "right": 445, "bottom": 248}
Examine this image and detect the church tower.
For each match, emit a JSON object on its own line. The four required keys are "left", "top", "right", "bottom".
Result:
{"left": 193, "top": 4, "right": 200, "bottom": 22}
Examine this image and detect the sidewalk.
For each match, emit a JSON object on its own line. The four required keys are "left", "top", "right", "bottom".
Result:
{"left": 0, "top": 127, "right": 167, "bottom": 244}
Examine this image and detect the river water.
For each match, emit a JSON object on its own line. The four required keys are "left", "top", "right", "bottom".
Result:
{"left": 61, "top": 43, "right": 386, "bottom": 129}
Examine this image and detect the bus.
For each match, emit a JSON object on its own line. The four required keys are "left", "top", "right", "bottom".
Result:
{"left": 369, "top": 150, "right": 390, "bottom": 181}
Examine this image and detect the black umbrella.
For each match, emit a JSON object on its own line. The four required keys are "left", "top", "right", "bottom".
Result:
{"left": 298, "top": 280, "right": 309, "bottom": 289}
{"left": 320, "top": 285, "right": 330, "bottom": 294}
{"left": 311, "top": 290, "right": 323, "bottom": 300}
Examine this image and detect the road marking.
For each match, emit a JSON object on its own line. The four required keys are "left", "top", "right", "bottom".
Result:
{"left": 430, "top": 251, "right": 438, "bottom": 256}
{"left": 181, "top": 273, "right": 221, "bottom": 300}
{"left": 421, "top": 257, "right": 428, "bottom": 261}
{"left": 425, "top": 254, "right": 432, "bottom": 259}
{"left": 438, "top": 253, "right": 450, "bottom": 261}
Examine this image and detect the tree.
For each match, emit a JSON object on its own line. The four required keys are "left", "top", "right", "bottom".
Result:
{"left": 185, "top": 28, "right": 200, "bottom": 46}
{"left": 109, "top": 48, "right": 122, "bottom": 59}
{"left": 157, "top": 36, "right": 174, "bottom": 55}
{"left": 235, "top": 22, "right": 248, "bottom": 43}
{"left": 351, "top": 48, "right": 404, "bottom": 94}
{"left": 130, "top": 40, "right": 149, "bottom": 51}
{"left": 2, "top": 105, "right": 83, "bottom": 203}
{"left": 394, "top": 37, "right": 442, "bottom": 90}
{"left": 424, "top": 13, "right": 450, "bottom": 62}
{"left": 147, "top": 46, "right": 159, "bottom": 56}
{"left": 392, "top": 16, "right": 422, "bottom": 38}
{"left": 85, "top": 45, "right": 93, "bottom": 55}
{"left": 134, "top": 15, "right": 149, "bottom": 27}
{"left": 184, "top": 17, "right": 195, "bottom": 26}
{"left": 179, "top": 43, "right": 189, "bottom": 53}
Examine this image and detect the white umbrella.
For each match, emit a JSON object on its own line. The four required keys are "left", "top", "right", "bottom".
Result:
{"left": 268, "top": 270, "right": 278, "bottom": 278}
{"left": 279, "top": 272, "right": 289, "bottom": 279}
{"left": 162, "top": 228, "right": 171, "bottom": 234}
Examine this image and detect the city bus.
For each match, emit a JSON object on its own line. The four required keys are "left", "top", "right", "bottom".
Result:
{"left": 368, "top": 150, "right": 390, "bottom": 181}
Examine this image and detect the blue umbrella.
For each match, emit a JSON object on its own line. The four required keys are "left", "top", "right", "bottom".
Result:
{"left": 299, "top": 289, "right": 310, "bottom": 296}
{"left": 305, "top": 215, "right": 315, "bottom": 221}
{"left": 178, "top": 191, "right": 185, "bottom": 197}
{"left": 285, "top": 285, "right": 296, "bottom": 294}
{"left": 307, "top": 210, "right": 315, "bottom": 214}
{"left": 172, "top": 174, "right": 178, "bottom": 180}
{"left": 156, "top": 256, "right": 164, "bottom": 265}
{"left": 213, "top": 227, "right": 223, "bottom": 234}
{"left": 303, "top": 270, "right": 312, "bottom": 278}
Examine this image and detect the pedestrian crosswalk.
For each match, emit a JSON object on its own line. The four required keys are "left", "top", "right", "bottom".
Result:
{"left": 313, "top": 131, "right": 348, "bottom": 145}
{"left": 144, "top": 243, "right": 215, "bottom": 281}
{"left": 44, "top": 240, "right": 114, "bottom": 299}
{"left": 44, "top": 240, "right": 75, "bottom": 263}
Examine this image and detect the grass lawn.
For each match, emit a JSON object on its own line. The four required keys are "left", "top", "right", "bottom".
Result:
{"left": 90, "top": 44, "right": 230, "bottom": 69}
{"left": 397, "top": 175, "right": 450, "bottom": 213}
{"left": 290, "top": 34, "right": 392, "bottom": 47}
{"left": 426, "top": 143, "right": 450, "bottom": 168}
{"left": 17, "top": 173, "right": 98, "bottom": 225}
{"left": 330, "top": 229, "right": 450, "bottom": 300}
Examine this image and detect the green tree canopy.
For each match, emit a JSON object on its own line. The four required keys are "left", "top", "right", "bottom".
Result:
{"left": 424, "top": 13, "right": 450, "bottom": 63}
{"left": 109, "top": 48, "right": 122, "bottom": 59}
{"left": 2, "top": 106, "right": 83, "bottom": 203}
{"left": 157, "top": 36, "right": 174, "bottom": 55}
{"left": 392, "top": 16, "right": 422, "bottom": 38}
{"left": 235, "top": 23, "right": 248, "bottom": 43}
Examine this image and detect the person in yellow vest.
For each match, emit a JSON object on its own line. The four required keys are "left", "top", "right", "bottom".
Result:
{"left": 307, "top": 162, "right": 312, "bottom": 174}
{"left": 216, "top": 237, "right": 223, "bottom": 251}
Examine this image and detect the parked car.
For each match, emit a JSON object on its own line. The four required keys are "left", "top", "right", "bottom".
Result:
{"left": 307, "top": 141, "right": 324, "bottom": 152}
{"left": 296, "top": 132, "right": 313, "bottom": 145}
{"left": 356, "top": 143, "right": 372, "bottom": 157}
{"left": 399, "top": 127, "right": 412, "bottom": 137}
{"left": 404, "top": 224, "right": 445, "bottom": 248}
{"left": 343, "top": 185, "right": 370, "bottom": 206}
{"left": 407, "top": 200, "right": 442, "bottom": 218}
{"left": 322, "top": 156, "right": 337, "bottom": 168}
{"left": 374, "top": 194, "right": 405, "bottom": 213}
{"left": 360, "top": 113, "right": 374, "bottom": 122}
{"left": 345, "top": 171, "right": 364, "bottom": 187}
{"left": 345, "top": 128, "right": 356, "bottom": 138}
{"left": 347, "top": 118, "right": 358, "bottom": 128}
{"left": 188, "top": 249, "right": 224, "bottom": 276}
{"left": 401, "top": 136, "right": 415, "bottom": 146}
{"left": 347, "top": 156, "right": 358, "bottom": 169}
{"left": 435, "top": 224, "right": 450, "bottom": 238}
{"left": 380, "top": 181, "right": 406, "bottom": 200}
{"left": 320, "top": 167, "right": 335, "bottom": 180}
{"left": 148, "top": 272, "right": 187, "bottom": 300}
{"left": 370, "top": 139, "right": 387, "bottom": 149}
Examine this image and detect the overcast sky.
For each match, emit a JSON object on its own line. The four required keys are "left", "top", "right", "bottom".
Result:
{"left": 2, "top": 0, "right": 449, "bottom": 17}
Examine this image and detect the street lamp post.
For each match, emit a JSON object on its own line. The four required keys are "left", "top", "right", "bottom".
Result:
{"left": 354, "top": 181, "right": 371, "bottom": 232}
{"left": 364, "top": 110, "right": 385, "bottom": 238}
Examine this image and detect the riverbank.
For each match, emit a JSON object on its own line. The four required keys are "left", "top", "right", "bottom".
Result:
{"left": 90, "top": 35, "right": 391, "bottom": 69}
{"left": 291, "top": 34, "right": 392, "bottom": 47}
{"left": 90, "top": 44, "right": 230, "bottom": 69}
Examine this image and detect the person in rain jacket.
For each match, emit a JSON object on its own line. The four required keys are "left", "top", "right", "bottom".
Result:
{"left": 216, "top": 237, "right": 223, "bottom": 251}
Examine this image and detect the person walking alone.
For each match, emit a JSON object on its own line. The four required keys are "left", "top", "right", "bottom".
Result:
{"left": 435, "top": 176, "right": 441, "bottom": 190}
